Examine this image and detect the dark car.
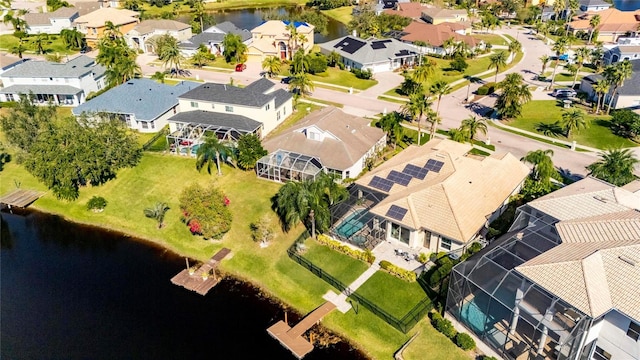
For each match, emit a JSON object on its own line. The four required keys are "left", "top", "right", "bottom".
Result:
{"left": 281, "top": 76, "right": 293, "bottom": 84}
{"left": 235, "top": 63, "right": 246, "bottom": 72}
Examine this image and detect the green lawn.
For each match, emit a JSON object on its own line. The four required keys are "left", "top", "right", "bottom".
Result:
{"left": 472, "top": 33, "right": 509, "bottom": 46}
{"left": 321, "top": 6, "right": 354, "bottom": 25}
{"left": 0, "top": 34, "right": 77, "bottom": 55}
{"left": 353, "top": 271, "right": 427, "bottom": 319}
{"left": 545, "top": 71, "right": 582, "bottom": 83}
{"left": 307, "top": 67, "right": 378, "bottom": 90}
{"left": 302, "top": 240, "right": 369, "bottom": 285}
{"left": 140, "top": 0, "right": 307, "bottom": 17}
{"left": 507, "top": 101, "right": 637, "bottom": 149}
{"left": 402, "top": 317, "right": 473, "bottom": 360}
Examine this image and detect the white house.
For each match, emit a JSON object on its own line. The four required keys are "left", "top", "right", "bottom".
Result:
{"left": 604, "top": 44, "right": 640, "bottom": 64}
{"left": 125, "top": 19, "right": 192, "bottom": 54}
{"left": 318, "top": 35, "right": 419, "bottom": 74}
{"left": 579, "top": 0, "right": 611, "bottom": 12}
{"left": 258, "top": 107, "right": 387, "bottom": 182}
{"left": 0, "top": 55, "right": 105, "bottom": 106}
{"left": 581, "top": 59, "right": 640, "bottom": 110}
{"left": 179, "top": 21, "right": 252, "bottom": 57}
{"left": 24, "top": 7, "right": 79, "bottom": 34}
{"left": 72, "top": 79, "right": 200, "bottom": 132}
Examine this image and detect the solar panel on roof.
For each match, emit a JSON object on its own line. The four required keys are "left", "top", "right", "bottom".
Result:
{"left": 386, "top": 205, "right": 408, "bottom": 221}
{"left": 402, "top": 164, "right": 429, "bottom": 180}
{"left": 424, "top": 159, "right": 444, "bottom": 173}
{"left": 333, "top": 37, "right": 366, "bottom": 54}
{"left": 369, "top": 176, "right": 394, "bottom": 192}
{"left": 371, "top": 41, "right": 387, "bottom": 50}
{"left": 387, "top": 170, "right": 411, "bottom": 186}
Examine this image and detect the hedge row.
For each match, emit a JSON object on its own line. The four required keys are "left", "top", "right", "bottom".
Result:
{"left": 317, "top": 234, "right": 376, "bottom": 264}
{"left": 430, "top": 312, "right": 476, "bottom": 351}
{"left": 379, "top": 260, "right": 417, "bottom": 282}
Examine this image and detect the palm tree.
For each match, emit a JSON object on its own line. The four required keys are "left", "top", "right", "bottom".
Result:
{"left": 3, "top": 11, "right": 29, "bottom": 32}
{"left": 195, "top": 135, "right": 235, "bottom": 176}
{"left": 508, "top": 39, "right": 522, "bottom": 60}
{"left": 157, "top": 35, "right": 184, "bottom": 75}
{"left": 565, "top": 63, "right": 579, "bottom": 88}
{"left": 521, "top": 149, "right": 556, "bottom": 184}
{"left": 151, "top": 71, "right": 166, "bottom": 83}
{"left": 286, "top": 21, "right": 299, "bottom": 59}
{"left": 191, "top": 0, "right": 206, "bottom": 34}
{"left": 190, "top": 48, "right": 210, "bottom": 68}
{"left": 10, "top": 40, "right": 27, "bottom": 58}
{"left": 604, "top": 60, "right": 633, "bottom": 114}
{"left": 460, "top": 116, "right": 488, "bottom": 142}
{"left": 588, "top": 14, "right": 601, "bottom": 44}
{"left": 289, "top": 72, "right": 314, "bottom": 98}
{"left": 144, "top": 202, "right": 170, "bottom": 229}
{"left": 61, "top": 28, "right": 85, "bottom": 49}
{"left": 379, "top": 112, "right": 404, "bottom": 149}
{"left": 425, "top": 109, "right": 441, "bottom": 140}
{"left": 549, "top": 36, "right": 570, "bottom": 90}
{"left": 402, "top": 92, "right": 431, "bottom": 143}
{"left": 261, "top": 56, "right": 282, "bottom": 78}
{"left": 488, "top": 51, "right": 508, "bottom": 83}
{"left": 103, "top": 21, "right": 122, "bottom": 40}
{"left": 592, "top": 79, "right": 609, "bottom": 114}
{"left": 222, "top": 33, "right": 247, "bottom": 63}
{"left": 560, "top": 109, "right": 587, "bottom": 137}
{"left": 540, "top": 55, "right": 550, "bottom": 76}
{"left": 442, "top": 37, "right": 456, "bottom": 58}
{"left": 32, "top": 33, "right": 48, "bottom": 54}
{"left": 448, "top": 128, "right": 470, "bottom": 143}
{"left": 412, "top": 60, "right": 436, "bottom": 84}
{"left": 572, "top": 46, "right": 589, "bottom": 87}
{"left": 496, "top": 73, "right": 532, "bottom": 119}
{"left": 291, "top": 48, "right": 309, "bottom": 74}
{"left": 429, "top": 80, "right": 452, "bottom": 115}
{"left": 587, "top": 148, "right": 639, "bottom": 186}
{"left": 553, "top": 0, "right": 566, "bottom": 20}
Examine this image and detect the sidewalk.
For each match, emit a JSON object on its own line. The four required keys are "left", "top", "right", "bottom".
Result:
{"left": 323, "top": 263, "right": 380, "bottom": 313}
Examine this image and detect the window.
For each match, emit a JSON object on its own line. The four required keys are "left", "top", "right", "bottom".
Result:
{"left": 141, "top": 122, "right": 148, "bottom": 129}
{"left": 277, "top": 111, "right": 281, "bottom": 121}
{"left": 345, "top": 170, "right": 350, "bottom": 178}
{"left": 6, "top": 94, "right": 15, "bottom": 101}
{"left": 628, "top": 322, "right": 640, "bottom": 341}
{"left": 265, "top": 103, "right": 270, "bottom": 111}
{"left": 283, "top": 106, "right": 286, "bottom": 115}
{"left": 225, "top": 105, "right": 233, "bottom": 112}
{"left": 190, "top": 101, "right": 198, "bottom": 108}
{"left": 390, "top": 223, "right": 410, "bottom": 244}
{"left": 441, "top": 237, "right": 452, "bottom": 251}
{"left": 593, "top": 346, "right": 611, "bottom": 360}
{"left": 150, "top": 121, "right": 155, "bottom": 129}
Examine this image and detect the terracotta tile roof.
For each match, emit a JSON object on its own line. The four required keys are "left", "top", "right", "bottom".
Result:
{"left": 74, "top": 8, "right": 139, "bottom": 28}
{"left": 263, "top": 107, "right": 385, "bottom": 171}
{"left": 568, "top": 8, "right": 640, "bottom": 32}
{"left": 356, "top": 139, "right": 530, "bottom": 242}
{"left": 384, "top": 2, "right": 427, "bottom": 18}
{"left": 400, "top": 21, "right": 476, "bottom": 47}
{"left": 421, "top": 7, "right": 467, "bottom": 20}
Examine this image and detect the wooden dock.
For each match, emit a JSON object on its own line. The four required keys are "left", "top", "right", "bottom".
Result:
{"left": 0, "top": 189, "right": 45, "bottom": 208}
{"left": 267, "top": 302, "right": 336, "bottom": 359}
{"left": 170, "top": 248, "right": 231, "bottom": 295}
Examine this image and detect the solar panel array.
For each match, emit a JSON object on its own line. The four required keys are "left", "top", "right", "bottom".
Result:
{"left": 402, "top": 164, "right": 429, "bottom": 180}
{"left": 424, "top": 159, "right": 444, "bottom": 172}
{"left": 370, "top": 39, "right": 392, "bottom": 49}
{"left": 333, "top": 37, "right": 366, "bottom": 54}
{"left": 387, "top": 170, "right": 412, "bottom": 186}
{"left": 386, "top": 205, "right": 408, "bottom": 221}
{"left": 369, "top": 176, "right": 394, "bottom": 192}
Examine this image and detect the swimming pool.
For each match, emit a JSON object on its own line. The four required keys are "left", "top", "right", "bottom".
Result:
{"left": 335, "top": 210, "right": 374, "bottom": 238}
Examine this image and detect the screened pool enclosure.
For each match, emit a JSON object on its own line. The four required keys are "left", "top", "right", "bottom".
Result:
{"left": 256, "top": 150, "right": 323, "bottom": 182}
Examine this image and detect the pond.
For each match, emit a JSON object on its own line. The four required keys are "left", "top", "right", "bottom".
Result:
{"left": 613, "top": 0, "right": 640, "bottom": 11}
{"left": 0, "top": 210, "right": 367, "bottom": 359}
{"left": 178, "top": 7, "right": 349, "bottom": 44}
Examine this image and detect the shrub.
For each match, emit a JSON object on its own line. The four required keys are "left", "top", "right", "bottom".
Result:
{"left": 307, "top": 52, "right": 328, "bottom": 74}
{"left": 179, "top": 183, "right": 232, "bottom": 240}
{"left": 379, "top": 260, "right": 417, "bottom": 281}
{"left": 316, "top": 234, "right": 375, "bottom": 264}
{"left": 431, "top": 312, "right": 457, "bottom": 338}
{"left": 483, "top": 356, "right": 498, "bottom": 360}
{"left": 86, "top": 196, "right": 107, "bottom": 211}
{"left": 351, "top": 68, "right": 373, "bottom": 80}
{"left": 455, "top": 332, "right": 476, "bottom": 350}
{"left": 610, "top": 108, "right": 640, "bottom": 140}
{"left": 450, "top": 55, "right": 468, "bottom": 72}
{"left": 337, "top": 62, "right": 345, "bottom": 70}
{"left": 476, "top": 82, "right": 496, "bottom": 96}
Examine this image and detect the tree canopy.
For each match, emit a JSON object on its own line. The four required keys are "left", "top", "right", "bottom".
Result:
{"left": 587, "top": 148, "right": 639, "bottom": 186}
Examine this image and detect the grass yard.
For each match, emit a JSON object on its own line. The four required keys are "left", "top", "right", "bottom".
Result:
{"left": 545, "top": 71, "right": 582, "bottom": 83}
{"left": 204, "top": 56, "right": 238, "bottom": 70}
{"left": 307, "top": 67, "right": 378, "bottom": 90}
{"left": 402, "top": 317, "right": 473, "bottom": 360}
{"left": 321, "top": 6, "right": 354, "bottom": 25}
{"left": 0, "top": 34, "right": 77, "bottom": 55}
{"left": 471, "top": 33, "right": 509, "bottom": 46}
{"left": 140, "top": 0, "right": 307, "bottom": 17}
{"left": 353, "top": 271, "right": 427, "bottom": 319}
{"left": 507, "top": 100, "right": 637, "bottom": 149}
{"left": 302, "top": 240, "right": 370, "bottom": 285}
{"left": 266, "top": 102, "right": 321, "bottom": 138}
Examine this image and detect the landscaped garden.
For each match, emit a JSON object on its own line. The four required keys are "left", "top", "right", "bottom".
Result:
{"left": 505, "top": 101, "right": 638, "bottom": 149}
{"left": 353, "top": 271, "right": 428, "bottom": 319}
{"left": 302, "top": 239, "right": 369, "bottom": 285}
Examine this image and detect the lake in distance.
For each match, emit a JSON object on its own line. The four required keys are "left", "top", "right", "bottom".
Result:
{"left": 613, "top": 0, "right": 640, "bottom": 11}
{"left": 0, "top": 210, "right": 367, "bottom": 360}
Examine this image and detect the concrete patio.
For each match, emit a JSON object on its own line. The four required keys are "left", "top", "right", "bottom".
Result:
{"left": 372, "top": 240, "right": 427, "bottom": 274}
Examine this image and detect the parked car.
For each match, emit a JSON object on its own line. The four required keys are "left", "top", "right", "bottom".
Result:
{"left": 552, "top": 88, "right": 577, "bottom": 98}
{"left": 280, "top": 76, "right": 293, "bottom": 84}
{"left": 235, "top": 63, "right": 246, "bottom": 72}
{"left": 558, "top": 53, "right": 570, "bottom": 61}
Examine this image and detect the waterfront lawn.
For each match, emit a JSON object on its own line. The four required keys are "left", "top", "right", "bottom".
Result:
{"left": 302, "top": 240, "right": 369, "bottom": 285}
{"left": 321, "top": 6, "right": 354, "bottom": 25}
{"left": 507, "top": 100, "right": 637, "bottom": 149}
{"left": 140, "top": 0, "right": 308, "bottom": 17}
{"left": 307, "top": 67, "right": 378, "bottom": 90}
{"left": 353, "top": 271, "right": 427, "bottom": 319}
{"left": 402, "top": 317, "right": 473, "bottom": 360}
{"left": 0, "top": 34, "right": 76, "bottom": 55}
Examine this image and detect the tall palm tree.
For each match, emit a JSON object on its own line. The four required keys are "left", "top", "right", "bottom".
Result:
{"left": 195, "top": 135, "right": 235, "bottom": 176}
{"left": 261, "top": 56, "right": 282, "bottom": 78}
{"left": 587, "top": 148, "right": 639, "bottom": 186}
{"left": 32, "top": 33, "right": 48, "bottom": 54}
{"left": 553, "top": 0, "right": 566, "bottom": 20}
{"left": 157, "top": 35, "right": 184, "bottom": 76}
{"left": 103, "top": 21, "right": 122, "bottom": 40}
{"left": 460, "top": 116, "right": 488, "bottom": 142}
{"left": 412, "top": 60, "right": 436, "bottom": 84}
{"left": 10, "top": 40, "right": 27, "bottom": 58}
{"left": 144, "top": 202, "right": 170, "bottom": 229}
{"left": 549, "top": 36, "right": 570, "bottom": 90}
{"left": 508, "top": 39, "right": 522, "bottom": 60}
{"left": 426, "top": 109, "right": 441, "bottom": 140}
{"left": 289, "top": 72, "right": 314, "bottom": 98}
{"left": 540, "top": 55, "right": 550, "bottom": 76}
{"left": 286, "top": 21, "right": 299, "bottom": 59}
{"left": 402, "top": 92, "right": 431, "bottom": 143}
{"left": 429, "top": 80, "right": 452, "bottom": 115}
{"left": 488, "top": 51, "right": 508, "bottom": 83}
{"left": 604, "top": 60, "right": 633, "bottom": 114}
{"left": 496, "top": 73, "right": 532, "bottom": 119}
{"left": 521, "top": 149, "right": 556, "bottom": 184}
{"left": 442, "top": 37, "right": 456, "bottom": 58}
{"left": 560, "top": 109, "right": 587, "bottom": 137}
{"left": 565, "top": 63, "right": 579, "bottom": 88}
{"left": 572, "top": 46, "right": 589, "bottom": 87}
{"left": 291, "top": 48, "right": 309, "bottom": 74}
{"left": 151, "top": 71, "right": 166, "bottom": 83}
{"left": 588, "top": 14, "right": 601, "bottom": 44}
{"left": 592, "top": 79, "right": 609, "bottom": 114}
{"left": 191, "top": 0, "right": 206, "bottom": 33}
{"left": 379, "top": 112, "right": 404, "bottom": 149}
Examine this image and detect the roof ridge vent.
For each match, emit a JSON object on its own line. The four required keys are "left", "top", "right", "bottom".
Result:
{"left": 619, "top": 255, "right": 637, "bottom": 266}
{"left": 593, "top": 195, "right": 608, "bottom": 203}
{"left": 435, "top": 153, "right": 446, "bottom": 158}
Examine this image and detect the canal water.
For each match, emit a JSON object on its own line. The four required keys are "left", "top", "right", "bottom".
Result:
{"left": 613, "top": 0, "right": 640, "bottom": 11}
{"left": 178, "top": 7, "right": 349, "bottom": 44}
{"left": 0, "top": 211, "right": 366, "bottom": 359}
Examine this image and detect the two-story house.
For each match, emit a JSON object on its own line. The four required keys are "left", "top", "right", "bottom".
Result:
{"left": 179, "top": 21, "right": 252, "bottom": 57}
{"left": 125, "top": 19, "right": 192, "bottom": 54}
{"left": 73, "top": 7, "right": 139, "bottom": 47}
{"left": 246, "top": 20, "right": 314, "bottom": 62}
{"left": 0, "top": 55, "right": 106, "bottom": 106}
{"left": 24, "top": 7, "right": 79, "bottom": 34}
{"left": 421, "top": 7, "right": 469, "bottom": 25}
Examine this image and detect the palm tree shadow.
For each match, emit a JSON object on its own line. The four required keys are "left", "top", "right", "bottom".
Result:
{"left": 535, "top": 122, "right": 565, "bottom": 137}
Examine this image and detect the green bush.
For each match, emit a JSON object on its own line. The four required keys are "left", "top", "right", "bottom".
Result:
{"left": 179, "top": 183, "right": 232, "bottom": 240}
{"left": 431, "top": 312, "right": 457, "bottom": 338}
{"left": 316, "top": 234, "right": 376, "bottom": 264}
{"left": 455, "top": 332, "right": 476, "bottom": 350}
{"left": 450, "top": 55, "right": 469, "bottom": 72}
{"left": 86, "top": 196, "right": 107, "bottom": 211}
{"left": 307, "top": 52, "right": 328, "bottom": 74}
{"left": 379, "top": 260, "right": 417, "bottom": 282}
{"left": 476, "top": 82, "right": 496, "bottom": 96}
{"left": 351, "top": 68, "right": 373, "bottom": 80}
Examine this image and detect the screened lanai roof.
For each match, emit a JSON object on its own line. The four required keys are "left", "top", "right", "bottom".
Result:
{"left": 257, "top": 149, "right": 323, "bottom": 178}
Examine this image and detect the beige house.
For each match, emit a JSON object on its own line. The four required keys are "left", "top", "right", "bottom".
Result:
{"left": 125, "top": 20, "right": 192, "bottom": 54}
{"left": 567, "top": 8, "right": 640, "bottom": 43}
{"left": 73, "top": 8, "right": 139, "bottom": 47}
{"left": 421, "top": 7, "right": 469, "bottom": 25}
{"left": 246, "top": 20, "right": 314, "bottom": 62}
{"left": 349, "top": 139, "right": 529, "bottom": 253}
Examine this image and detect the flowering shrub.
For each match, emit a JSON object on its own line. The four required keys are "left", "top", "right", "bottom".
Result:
{"left": 179, "top": 183, "right": 232, "bottom": 239}
{"left": 189, "top": 219, "right": 202, "bottom": 235}
{"left": 379, "top": 260, "right": 417, "bottom": 282}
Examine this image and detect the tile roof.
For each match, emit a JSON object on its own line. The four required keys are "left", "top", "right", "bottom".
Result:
{"left": 179, "top": 21, "right": 250, "bottom": 50}
{"left": 399, "top": 21, "right": 476, "bottom": 47}
{"left": 421, "top": 7, "right": 467, "bottom": 20}
{"left": 0, "top": 84, "right": 82, "bottom": 95}
{"left": 73, "top": 8, "right": 139, "bottom": 27}
{"left": 263, "top": 107, "right": 385, "bottom": 171}
{"left": 243, "top": 77, "right": 275, "bottom": 94}
{"left": 555, "top": 210, "right": 640, "bottom": 243}
{"left": 1, "top": 55, "right": 105, "bottom": 79}
{"left": 72, "top": 79, "right": 199, "bottom": 121}
{"left": 251, "top": 20, "right": 314, "bottom": 36}
{"left": 178, "top": 78, "right": 283, "bottom": 108}
{"left": 130, "top": 19, "right": 190, "bottom": 35}
{"left": 617, "top": 59, "right": 640, "bottom": 96}
{"left": 356, "top": 139, "right": 530, "bottom": 242}
{"left": 383, "top": 2, "right": 427, "bottom": 18}
{"left": 168, "top": 110, "right": 262, "bottom": 133}
{"left": 25, "top": 8, "right": 78, "bottom": 26}
{"left": 319, "top": 36, "right": 418, "bottom": 65}
{"left": 215, "top": 21, "right": 252, "bottom": 41}
{"left": 568, "top": 8, "right": 640, "bottom": 32}
{"left": 71, "top": 1, "right": 102, "bottom": 16}
{"left": 273, "top": 89, "right": 292, "bottom": 108}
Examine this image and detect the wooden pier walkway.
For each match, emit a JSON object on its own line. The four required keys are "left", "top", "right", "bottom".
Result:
{"left": 267, "top": 302, "right": 336, "bottom": 359}
{"left": 0, "top": 189, "right": 45, "bottom": 208}
{"left": 170, "top": 248, "right": 231, "bottom": 295}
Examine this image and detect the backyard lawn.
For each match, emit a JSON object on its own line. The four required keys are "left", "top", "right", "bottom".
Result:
{"left": 302, "top": 240, "right": 370, "bottom": 285}
{"left": 0, "top": 34, "right": 77, "bottom": 55}
{"left": 506, "top": 101, "right": 638, "bottom": 149}
{"left": 321, "top": 6, "right": 354, "bottom": 25}
{"left": 353, "top": 271, "right": 428, "bottom": 318}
